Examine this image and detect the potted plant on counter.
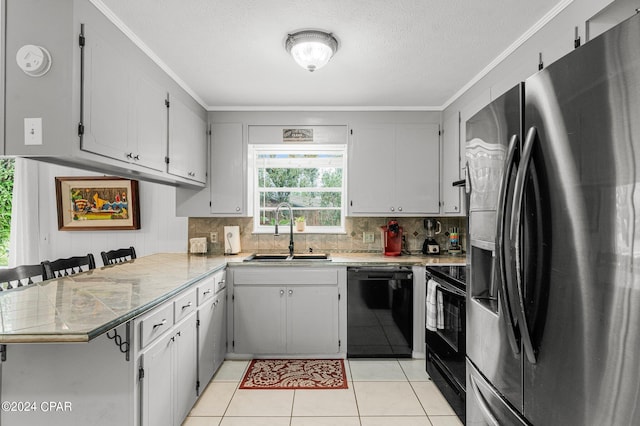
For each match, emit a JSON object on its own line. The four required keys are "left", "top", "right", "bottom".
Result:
{"left": 295, "top": 216, "right": 306, "bottom": 232}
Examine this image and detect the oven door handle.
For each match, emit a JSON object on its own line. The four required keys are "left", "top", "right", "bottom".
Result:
{"left": 433, "top": 280, "right": 465, "bottom": 298}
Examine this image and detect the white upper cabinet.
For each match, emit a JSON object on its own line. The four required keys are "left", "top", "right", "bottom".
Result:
{"left": 349, "top": 123, "right": 440, "bottom": 216}
{"left": 441, "top": 112, "right": 463, "bottom": 215}
{"left": 174, "top": 121, "right": 247, "bottom": 217}
{"left": 4, "top": 0, "right": 206, "bottom": 187}
{"left": 82, "top": 29, "right": 168, "bottom": 173}
{"left": 167, "top": 94, "right": 208, "bottom": 184}
{"left": 130, "top": 74, "right": 169, "bottom": 171}
{"left": 81, "top": 25, "right": 131, "bottom": 164}
{"left": 210, "top": 123, "right": 245, "bottom": 215}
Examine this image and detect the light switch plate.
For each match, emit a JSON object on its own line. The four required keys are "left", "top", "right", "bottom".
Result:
{"left": 24, "top": 118, "right": 42, "bottom": 145}
{"left": 363, "top": 232, "right": 375, "bottom": 243}
{"left": 210, "top": 232, "right": 218, "bottom": 244}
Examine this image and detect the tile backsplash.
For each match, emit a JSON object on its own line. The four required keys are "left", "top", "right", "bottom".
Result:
{"left": 189, "top": 216, "right": 466, "bottom": 255}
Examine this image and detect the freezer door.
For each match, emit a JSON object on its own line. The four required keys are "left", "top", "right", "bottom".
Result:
{"left": 466, "top": 358, "right": 528, "bottom": 426}
{"left": 522, "top": 12, "right": 640, "bottom": 426}
{"left": 465, "top": 85, "right": 524, "bottom": 412}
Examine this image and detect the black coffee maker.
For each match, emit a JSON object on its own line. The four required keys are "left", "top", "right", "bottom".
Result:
{"left": 422, "top": 218, "right": 441, "bottom": 255}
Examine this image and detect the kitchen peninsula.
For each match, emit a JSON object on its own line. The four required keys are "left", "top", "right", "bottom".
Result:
{"left": 0, "top": 252, "right": 464, "bottom": 426}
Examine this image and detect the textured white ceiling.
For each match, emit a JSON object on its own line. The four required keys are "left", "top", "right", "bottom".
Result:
{"left": 98, "top": 0, "right": 565, "bottom": 110}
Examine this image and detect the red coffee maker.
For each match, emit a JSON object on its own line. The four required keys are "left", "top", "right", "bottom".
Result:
{"left": 381, "top": 219, "right": 403, "bottom": 256}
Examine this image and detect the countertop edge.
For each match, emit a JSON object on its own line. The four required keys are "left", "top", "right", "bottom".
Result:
{"left": 0, "top": 253, "right": 463, "bottom": 344}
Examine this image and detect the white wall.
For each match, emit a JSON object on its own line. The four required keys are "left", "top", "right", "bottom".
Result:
{"left": 36, "top": 161, "right": 187, "bottom": 265}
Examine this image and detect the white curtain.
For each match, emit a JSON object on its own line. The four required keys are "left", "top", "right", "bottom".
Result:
{"left": 8, "top": 158, "right": 41, "bottom": 266}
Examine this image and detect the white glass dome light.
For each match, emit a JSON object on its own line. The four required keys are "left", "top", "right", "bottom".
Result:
{"left": 285, "top": 30, "right": 338, "bottom": 72}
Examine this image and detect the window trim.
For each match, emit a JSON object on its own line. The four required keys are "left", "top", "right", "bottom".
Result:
{"left": 249, "top": 144, "right": 347, "bottom": 234}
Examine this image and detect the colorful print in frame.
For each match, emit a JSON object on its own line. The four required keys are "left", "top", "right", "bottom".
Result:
{"left": 55, "top": 177, "right": 140, "bottom": 230}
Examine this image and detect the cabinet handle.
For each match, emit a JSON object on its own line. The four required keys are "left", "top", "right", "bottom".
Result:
{"left": 398, "top": 206, "right": 403, "bottom": 212}
{"left": 126, "top": 152, "right": 133, "bottom": 159}
{"left": 133, "top": 154, "right": 140, "bottom": 161}
{"left": 280, "top": 289, "right": 285, "bottom": 295}
{"left": 181, "top": 301, "right": 192, "bottom": 310}
{"left": 235, "top": 207, "right": 241, "bottom": 212}
{"left": 214, "top": 300, "right": 219, "bottom": 306}
{"left": 390, "top": 207, "right": 395, "bottom": 211}
{"left": 288, "top": 289, "right": 293, "bottom": 295}
{"left": 203, "top": 289, "right": 212, "bottom": 295}
{"left": 176, "top": 331, "right": 181, "bottom": 337}
{"left": 153, "top": 319, "right": 167, "bottom": 329}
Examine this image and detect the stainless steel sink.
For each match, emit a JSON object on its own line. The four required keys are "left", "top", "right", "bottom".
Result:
{"left": 291, "top": 254, "right": 330, "bottom": 260}
{"left": 243, "top": 253, "right": 331, "bottom": 262}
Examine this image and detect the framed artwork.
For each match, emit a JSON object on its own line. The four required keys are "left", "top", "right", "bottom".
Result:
{"left": 55, "top": 176, "right": 140, "bottom": 231}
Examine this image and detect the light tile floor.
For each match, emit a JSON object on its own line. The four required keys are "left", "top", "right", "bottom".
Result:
{"left": 183, "top": 359, "right": 463, "bottom": 426}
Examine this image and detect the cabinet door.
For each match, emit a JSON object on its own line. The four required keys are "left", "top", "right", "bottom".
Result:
{"left": 395, "top": 123, "right": 440, "bottom": 214}
{"left": 213, "top": 289, "right": 227, "bottom": 372}
{"left": 348, "top": 124, "right": 395, "bottom": 215}
{"left": 442, "top": 113, "right": 463, "bottom": 214}
{"left": 168, "top": 95, "right": 207, "bottom": 183}
{"left": 174, "top": 314, "right": 198, "bottom": 424}
{"left": 287, "top": 286, "right": 339, "bottom": 354}
{"left": 233, "top": 286, "right": 285, "bottom": 354}
{"left": 140, "top": 335, "right": 174, "bottom": 426}
{"left": 211, "top": 123, "right": 245, "bottom": 215}
{"left": 130, "top": 73, "right": 168, "bottom": 171}
{"left": 81, "top": 24, "right": 130, "bottom": 163}
{"left": 197, "top": 299, "right": 216, "bottom": 390}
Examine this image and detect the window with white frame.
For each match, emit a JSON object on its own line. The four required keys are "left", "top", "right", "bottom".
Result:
{"left": 251, "top": 144, "right": 346, "bottom": 233}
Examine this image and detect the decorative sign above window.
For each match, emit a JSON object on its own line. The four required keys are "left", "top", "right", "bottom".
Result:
{"left": 283, "top": 128, "right": 314, "bottom": 143}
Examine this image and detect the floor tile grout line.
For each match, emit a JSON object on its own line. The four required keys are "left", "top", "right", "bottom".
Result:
{"left": 219, "top": 361, "right": 250, "bottom": 421}
{"left": 348, "top": 360, "right": 364, "bottom": 426}
{"left": 290, "top": 389, "right": 296, "bottom": 426}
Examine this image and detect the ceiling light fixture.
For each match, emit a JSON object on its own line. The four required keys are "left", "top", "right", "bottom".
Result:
{"left": 285, "top": 30, "right": 338, "bottom": 72}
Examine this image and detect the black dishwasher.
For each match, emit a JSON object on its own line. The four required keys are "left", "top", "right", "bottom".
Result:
{"left": 347, "top": 267, "right": 413, "bottom": 357}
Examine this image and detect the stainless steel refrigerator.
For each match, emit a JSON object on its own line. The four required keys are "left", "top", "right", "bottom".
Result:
{"left": 465, "top": 12, "right": 640, "bottom": 425}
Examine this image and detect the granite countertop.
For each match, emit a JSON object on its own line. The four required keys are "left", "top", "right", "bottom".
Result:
{"left": 0, "top": 251, "right": 465, "bottom": 344}
{"left": 0, "top": 253, "right": 228, "bottom": 343}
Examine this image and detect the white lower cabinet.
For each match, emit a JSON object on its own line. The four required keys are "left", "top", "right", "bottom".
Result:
{"left": 233, "top": 285, "right": 286, "bottom": 354}
{"left": 138, "top": 270, "right": 227, "bottom": 426}
{"left": 231, "top": 266, "right": 345, "bottom": 356}
{"left": 140, "top": 314, "right": 197, "bottom": 426}
{"left": 197, "top": 271, "right": 227, "bottom": 390}
{"left": 286, "top": 285, "right": 339, "bottom": 354}
{"left": 212, "top": 288, "right": 228, "bottom": 371}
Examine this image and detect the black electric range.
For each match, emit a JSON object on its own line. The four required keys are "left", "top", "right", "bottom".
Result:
{"left": 426, "top": 264, "right": 467, "bottom": 423}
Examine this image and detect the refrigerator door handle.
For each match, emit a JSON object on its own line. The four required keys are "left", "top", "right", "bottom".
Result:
{"left": 469, "top": 373, "right": 501, "bottom": 426}
{"left": 510, "top": 126, "right": 538, "bottom": 364}
{"left": 496, "top": 134, "right": 521, "bottom": 355}
{"left": 464, "top": 161, "right": 471, "bottom": 194}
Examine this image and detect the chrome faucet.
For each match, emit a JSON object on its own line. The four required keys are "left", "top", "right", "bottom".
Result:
{"left": 275, "top": 202, "right": 294, "bottom": 256}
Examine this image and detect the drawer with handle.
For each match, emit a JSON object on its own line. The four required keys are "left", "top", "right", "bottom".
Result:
{"left": 139, "top": 302, "right": 174, "bottom": 349}
{"left": 197, "top": 275, "right": 216, "bottom": 306}
{"left": 174, "top": 288, "right": 197, "bottom": 323}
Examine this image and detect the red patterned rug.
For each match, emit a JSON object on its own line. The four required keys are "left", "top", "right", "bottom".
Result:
{"left": 239, "top": 359, "right": 348, "bottom": 390}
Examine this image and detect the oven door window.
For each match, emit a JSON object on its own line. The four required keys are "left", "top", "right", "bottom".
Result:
{"left": 436, "top": 286, "right": 465, "bottom": 352}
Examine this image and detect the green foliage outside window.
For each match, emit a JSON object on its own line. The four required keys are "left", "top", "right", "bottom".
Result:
{"left": 253, "top": 148, "right": 346, "bottom": 232}
{"left": 0, "top": 159, "right": 15, "bottom": 266}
